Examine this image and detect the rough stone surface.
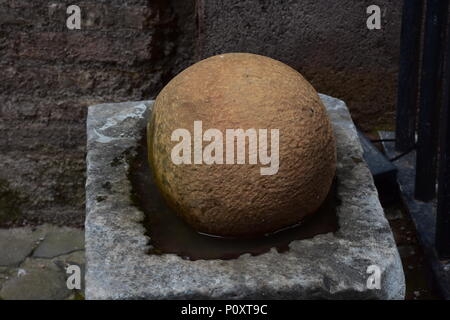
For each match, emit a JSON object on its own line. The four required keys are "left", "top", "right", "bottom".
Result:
{"left": 149, "top": 53, "right": 336, "bottom": 237}
{"left": 33, "top": 227, "right": 84, "bottom": 258}
{"left": 85, "top": 95, "right": 405, "bottom": 299}
{"left": 0, "top": 267, "right": 15, "bottom": 289}
{"left": 0, "top": 225, "right": 85, "bottom": 300}
{"left": 0, "top": 227, "right": 43, "bottom": 266}
{"left": 0, "top": 258, "right": 71, "bottom": 300}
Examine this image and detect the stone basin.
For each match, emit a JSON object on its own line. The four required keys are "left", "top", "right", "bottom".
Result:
{"left": 85, "top": 94, "right": 405, "bottom": 299}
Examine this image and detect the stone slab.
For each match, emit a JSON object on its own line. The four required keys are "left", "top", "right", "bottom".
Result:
{"left": 0, "top": 258, "right": 71, "bottom": 300}
{"left": 85, "top": 96, "right": 405, "bottom": 300}
{"left": 0, "top": 227, "right": 43, "bottom": 267}
{"left": 33, "top": 227, "right": 84, "bottom": 258}
{"left": 0, "top": 225, "right": 85, "bottom": 299}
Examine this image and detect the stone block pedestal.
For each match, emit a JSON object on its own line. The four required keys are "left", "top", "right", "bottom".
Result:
{"left": 85, "top": 95, "right": 405, "bottom": 299}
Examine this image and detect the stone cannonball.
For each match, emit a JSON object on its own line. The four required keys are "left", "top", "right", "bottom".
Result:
{"left": 147, "top": 53, "right": 336, "bottom": 237}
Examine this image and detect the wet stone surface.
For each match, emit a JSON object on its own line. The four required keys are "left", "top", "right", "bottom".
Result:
{"left": 129, "top": 135, "right": 339, "bottom": 260}
{"left": 0, "top": 225, "right": 84, "bottom": 300}
{"left": 33, "top": 227, "right": 84, "bottom": 258}
{"left": 85, "top": 95, "right": 405, "bottom": 300}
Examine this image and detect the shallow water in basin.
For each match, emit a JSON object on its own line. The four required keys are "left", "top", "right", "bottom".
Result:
{"left": 129, "top": 134, "right": 339, "bottom": 261}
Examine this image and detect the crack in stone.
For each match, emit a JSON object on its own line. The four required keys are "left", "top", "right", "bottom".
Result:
{"left": 34, "top": 248, "right": 85, "bottom": 260}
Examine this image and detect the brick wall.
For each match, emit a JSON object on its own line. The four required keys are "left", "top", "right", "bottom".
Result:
{"left": 0, "top": 0, "right": 196, "bottom": 226}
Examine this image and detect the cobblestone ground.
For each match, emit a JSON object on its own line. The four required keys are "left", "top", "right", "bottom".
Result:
{"left": 0, "top": 225, "right": 84, "bottom": 300}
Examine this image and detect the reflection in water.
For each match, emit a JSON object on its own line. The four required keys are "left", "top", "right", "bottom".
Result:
{"left": 129, "top": 134, "right": 339, "bottom": 261}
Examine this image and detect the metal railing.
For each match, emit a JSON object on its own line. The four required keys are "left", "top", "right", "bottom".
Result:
{"left": 396, "top": 0, "right": 450, "bottom": 259}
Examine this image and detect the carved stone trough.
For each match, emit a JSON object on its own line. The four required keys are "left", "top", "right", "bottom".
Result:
{"left": 84, "top": 94, "right": 405, "bottom": 299}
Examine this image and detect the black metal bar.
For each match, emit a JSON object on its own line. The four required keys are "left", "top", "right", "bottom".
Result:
{"left": 396, "top": 0, "right": 424, "bottom": 152}
{"left": 415, "top": 0, "right": 449, "bottom": 201}
{"left": 436, "top": 16, "right": 450, "bottom": 259}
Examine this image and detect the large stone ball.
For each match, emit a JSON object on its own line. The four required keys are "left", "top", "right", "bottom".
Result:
{"left": 148, "top": 53, "right": 336, "bottom": 237}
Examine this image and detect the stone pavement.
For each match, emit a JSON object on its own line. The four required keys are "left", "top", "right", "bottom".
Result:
{"left": 0, "top": 224, "right": 84, "bottom": 300}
